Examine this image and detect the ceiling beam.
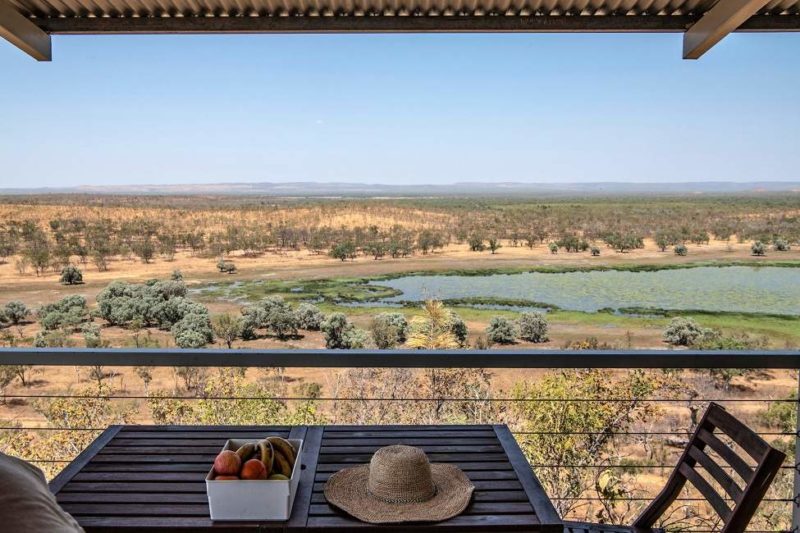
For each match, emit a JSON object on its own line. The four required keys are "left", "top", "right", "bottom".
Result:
{"left": 683, "top": 0, "right": 772, "bottom": 59}
{"left": 0, "top": 0, "right": 51, "bottom": 60}
{"left": 34, "top": 13, "right": 800, "bottom": 35}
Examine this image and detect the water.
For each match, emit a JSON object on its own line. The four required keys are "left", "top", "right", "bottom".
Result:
{"left": 368, "top": 266, "right": 800, "bottom": 315}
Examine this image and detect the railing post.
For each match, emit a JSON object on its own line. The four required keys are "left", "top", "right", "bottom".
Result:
{"left": 794, "top": 370, "right": 800, "bottom": 532}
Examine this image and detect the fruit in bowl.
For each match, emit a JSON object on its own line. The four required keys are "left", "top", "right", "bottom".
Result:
{"left": 211, "top": 436, "right": 297, "bottom": 481}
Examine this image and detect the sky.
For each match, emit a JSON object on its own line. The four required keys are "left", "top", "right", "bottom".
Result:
{"left": 1, "top": 32, "right": 799, "bottom": 187}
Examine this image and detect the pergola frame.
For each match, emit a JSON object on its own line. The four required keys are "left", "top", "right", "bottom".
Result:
{"left": 1, "top": 0, "right": 799, "bottom": 62}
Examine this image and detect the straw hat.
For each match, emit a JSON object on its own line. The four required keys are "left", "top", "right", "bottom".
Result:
{"left": 324, "top": 445, "right": 474, "bottom": 524}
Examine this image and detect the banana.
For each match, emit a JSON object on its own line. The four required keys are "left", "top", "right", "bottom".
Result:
{"left": 272, "top": 448, "right": 292, "bottom": 477}
{"left": 268, "top": 474, "right": 289, "bottom": 481}
{"left": 257, "top": 440, "right": 274, "bottom": 475}
{"left": 235, "top": 442, "right": 257, "bottom": 462}
{"left": 266, "top": 436, "right": 296, "bottom": 466}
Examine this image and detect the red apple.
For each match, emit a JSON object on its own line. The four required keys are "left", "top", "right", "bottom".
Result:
{"left": 241, "top": 459, "right": 268, "bottom": 480}
{"left": 213, "top": 450, "right": 241, "bottom": 476}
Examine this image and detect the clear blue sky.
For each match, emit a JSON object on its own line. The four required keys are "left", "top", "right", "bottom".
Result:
{"left": 1, "top": 32, "right": 799, "bottom": 187}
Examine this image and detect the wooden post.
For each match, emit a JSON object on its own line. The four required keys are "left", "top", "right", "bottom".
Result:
{"left": 794, "top": 371, "right": 800, "bottom": 532}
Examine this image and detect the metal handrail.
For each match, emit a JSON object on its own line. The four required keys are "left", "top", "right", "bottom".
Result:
{"left": 1, "top": 347, "right": 799, "bottom": 368}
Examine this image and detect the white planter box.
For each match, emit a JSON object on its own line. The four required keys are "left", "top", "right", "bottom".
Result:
{"left": 206, "top": 438, "right": 303, "bottom": 521}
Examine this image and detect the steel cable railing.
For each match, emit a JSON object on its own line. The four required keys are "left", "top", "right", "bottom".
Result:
{"left": 1, "top": 348, "right": 798, "bottom": 531}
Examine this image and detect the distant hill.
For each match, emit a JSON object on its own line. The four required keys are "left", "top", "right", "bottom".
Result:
{"left": 1, "top": 181, "right": 799, "bottom": 198}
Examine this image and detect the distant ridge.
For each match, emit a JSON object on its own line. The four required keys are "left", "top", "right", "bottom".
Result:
{"left": 1, "top": 181, "right": 799, "bottom": 198}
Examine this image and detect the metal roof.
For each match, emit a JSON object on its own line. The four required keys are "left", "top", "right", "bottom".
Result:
{"left": 1, "top": 0, "right": 799, "bottom": 61}
{"left": 7, "top": 0, "right": 800, "bottom": 30}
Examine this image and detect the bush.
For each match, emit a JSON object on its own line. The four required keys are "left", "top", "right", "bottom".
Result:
{"left": 216, "top": 259, "right": 237, "bottom": 274}
{"left": 60, "top": 264, "right": 83, "bottom": 285}
{"left": 751, "top": 241, "right": 767, "bottom": 256}
{"left": 295, "top": 303, "right": 324, "bottom": 331}
{"left": 3, "top": 301, "right": 30, "bottom": 325}
{"left": 518, "top": 312, "right": 549, "bottom": 343}
{"left": 773, "top": 238, "right": 791, "bottom": 252}
{"left": 449, "top": 312, "right": 468, "bottom": 347}
{"left": 172, "top": 312, "right": 214, "bottom": 348}
{"left": 242, "top": 296, "right": 299, "bottom": 340}
{"left": 82, "top": 323, "right": 103, "bottom": 348}
{"left": 590, "top": 246, "right": 600, "bottom": 257}
{"left": 38, "top": 295, "right": 88, "bottom": 331}
{"left": 674, "top": 244, "right": 688, "bottom": 256}
{"left": 486, "top": 316, "right": 517, "bottom": 345}
{"left": 548, "top": 242, "right": 558, "bottom": 254}
{"left": 662, "top": 317, "right": 710, "bottom": 346}
{"left": 370, "top": 313, "right": 409, "bottom": 349}
{"left": 322, "top": 313, "right": 365, "bottom": 349}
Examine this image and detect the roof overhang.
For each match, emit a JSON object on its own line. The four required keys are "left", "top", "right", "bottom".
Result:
{"left": 2, "top": 0, "right": 799, "bottom": 61}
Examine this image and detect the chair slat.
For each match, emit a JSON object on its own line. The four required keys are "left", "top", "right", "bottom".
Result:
{"left": 697, "top": 428, "right": 754, "bottom": 484}
{"left": 678, "top": 463, "right": 732, "bottom": 523}
{"left": 687, "top": 445, "right": 743, "bottom": 502}
{"left": 705, "top": 404, "right": 770, "bottom": 461}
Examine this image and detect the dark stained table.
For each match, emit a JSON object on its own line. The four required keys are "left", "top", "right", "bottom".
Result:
{"left": 50, "top": 424, "right": 562, "bottom": 532}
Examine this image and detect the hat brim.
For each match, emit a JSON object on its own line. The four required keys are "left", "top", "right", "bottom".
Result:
{"left": 324, "top": 463, "right": 475, "bottom": 524}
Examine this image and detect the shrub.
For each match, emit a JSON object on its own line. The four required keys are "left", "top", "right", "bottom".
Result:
{"left": 370, "top": 313, "right": 409, "bottom": 349}
{"left": 38, "top": 295, "right": 88, "bottom": 331}
{"left": 486, "top": 316, "right": 517, "bottom": 345}
{"left": 82, "top": 323, "right": 103, "bottom": 348}
{"left": 773, "top": 239, "right": 790, "bottom": 252}
{"left": 751, "top": 241, "right": 767, "bottom": 256}
{"left": 171, "top": 312, "right": 214, "bottom": 348}
{"left": 548, "top": 242, "right": 558, "bottom": 254}
{"left": 449, "top": 312, "right": 468, "bottom": 347}
{"left": 216, "top": 259, "right": 237, "bottom": 274}
{"left": 295, "top": 303, "right": 324, "bottom": 331}
{"left": 518, "top": 312, "right": 549, "bottom": 343}
{"left": 590, "top": 246, "right": 600, "bottom": 257}
{"left": 674, "top": 244, "right": 688, "bottom": 256}
{"left": 662, "top": 317, "right": 710, "bottom": 346}
{"left": 322, "top": 313, "right": 364, "bottom": 349}
{"left": 3, "top": 301, "right": 30, "bottom": 325}
{"left": 59, "top": 264, "right": 83, "bottom": 285}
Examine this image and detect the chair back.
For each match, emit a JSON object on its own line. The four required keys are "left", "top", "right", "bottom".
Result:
{"left": 633, "top": 402, "right": 786, "bottom": 533}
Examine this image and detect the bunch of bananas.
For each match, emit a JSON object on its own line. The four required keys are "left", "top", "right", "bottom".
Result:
{"left": 235, "top": 436, "right": 297, "bottom": 481}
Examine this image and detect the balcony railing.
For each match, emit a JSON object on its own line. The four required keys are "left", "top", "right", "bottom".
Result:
{"left": 1, "top": 348, "right": 799, "bottom": 531}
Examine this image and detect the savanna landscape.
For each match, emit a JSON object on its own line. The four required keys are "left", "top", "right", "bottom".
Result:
{"left": 1, "top": 192, "right": 799, "bottom": 526}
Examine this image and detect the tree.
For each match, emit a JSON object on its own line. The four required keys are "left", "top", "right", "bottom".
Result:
{"left": 674, "top": 244, "right": 688, "bottom": 256}
{"left": 329, "top": 241, "right": 356, "bottom": 262}
{"left": 486, "top": 316, "right": 517, "bottom": 344}
{"left": 468, "top": 234, "right": 485, "bottom": 252}
{"left": 548, "top": 242, "right": 559, "bottom": 254}
{"left": 370, "top": 313, "right": 409, "bottom": 349}
{"left": 296, "top": 303, "right": 323, "bottom": 330}
{"left": 590, "top": 246, "right": 600, "bottom": 257}
{"left": 59, "top": 264, "right": 83, "bottom": 285}
{"left": 24, "top": 230, "right": 51, "bottom": 276}
{"left": 406, "top": 300, "right": 459, "bottom": 350}
{"left": 518, "top": 311, "right": 549, "bottom": 343}
{"left": 751, "top": 241, "right": 767, "bottom": 256}
{"left": 487, "top": 238, "right": 502, "bottom": 254}
{"left": 511, "top": 369, "right": 659, "bottom": 516}
{"left": 212, "top": 313, "right": 242, "bottom": 349}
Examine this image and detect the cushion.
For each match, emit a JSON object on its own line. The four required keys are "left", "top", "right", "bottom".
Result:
{"left": 0, "top": 452, "right": 84, "bottom": 532}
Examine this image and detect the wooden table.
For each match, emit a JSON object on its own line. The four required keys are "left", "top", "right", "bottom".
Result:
{"left": 50, "top": 424, "right": 562, "bottom": 532}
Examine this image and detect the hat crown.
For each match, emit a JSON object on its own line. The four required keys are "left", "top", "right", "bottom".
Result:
{"left": 367, "top": 445, "right": 436, "bottom": 503}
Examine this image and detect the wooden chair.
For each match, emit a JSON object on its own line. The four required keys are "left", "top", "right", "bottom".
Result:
{"left": 565, "top": 402, "right": 786, "bottom": 533}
